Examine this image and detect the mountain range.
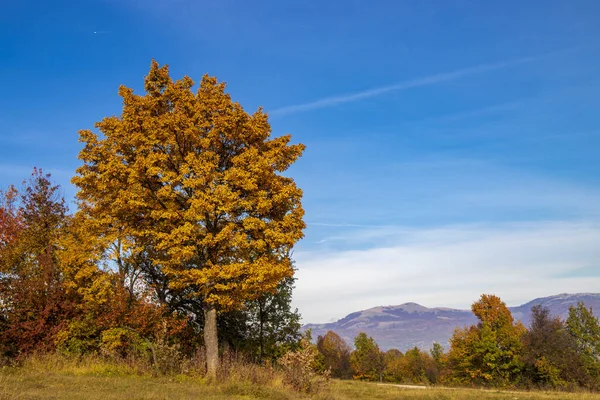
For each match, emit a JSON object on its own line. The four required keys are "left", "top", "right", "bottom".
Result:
{"left": 303, "top": 293, "right": 600, "bottom": 352}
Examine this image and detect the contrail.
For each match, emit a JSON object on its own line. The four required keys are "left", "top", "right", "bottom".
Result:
{"left": 308, "top": 222, "right": 397, "bottom": 228}
{"left": 269, "top": 51, "right": 566, "bottom": 116}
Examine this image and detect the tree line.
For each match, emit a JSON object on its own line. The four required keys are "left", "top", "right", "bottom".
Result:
{"left": 314, "top": 294, "right": 600, "bottom": 390}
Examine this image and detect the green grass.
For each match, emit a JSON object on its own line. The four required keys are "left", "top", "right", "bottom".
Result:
{"left": 1, "top": 363, "right": 599, "bottom": 400}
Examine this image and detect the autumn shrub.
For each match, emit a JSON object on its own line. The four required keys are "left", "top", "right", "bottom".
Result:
{"left": 55, "top": 319, "right": 102, "bottom": 355}
{"left": 100, "top": 328, "right": 146, "bottom": 358}
{"left": 280, "top": 336, "right": 330, "bottom": 394}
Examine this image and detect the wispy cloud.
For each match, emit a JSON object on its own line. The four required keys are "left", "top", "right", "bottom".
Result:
{"left": 271, "top": 49, "right": 572, "bottom": 116}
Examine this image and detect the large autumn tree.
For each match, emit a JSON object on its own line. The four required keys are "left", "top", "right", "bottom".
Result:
{"left": 72, "top": 61, "right": 306, "bottom": 376}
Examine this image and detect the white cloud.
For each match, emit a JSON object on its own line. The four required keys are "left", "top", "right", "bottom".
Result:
{"left": 293, "top": 221, "right": 600, "bottom": 323}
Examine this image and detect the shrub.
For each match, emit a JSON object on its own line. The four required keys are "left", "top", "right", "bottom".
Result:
{"left": 280, "top": 336, "right": 329, "bottom": 394}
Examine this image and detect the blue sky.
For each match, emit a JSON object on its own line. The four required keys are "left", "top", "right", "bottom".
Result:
{"left": 2, "top": 0, "right": 599, "bottom": 322}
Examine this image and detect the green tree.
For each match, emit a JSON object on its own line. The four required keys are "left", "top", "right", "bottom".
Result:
{"left": 403, "top": 346, "right": 438, "bottom": 384}
{"left": 429, "top": 342, "right": 445, "bottom": 383}
{"left": 247, "top": 275, "right": 301, "bottom": 362}
{"left": 522, "top": 305, "right": 585, "bottom": 389}
{"left": 350, "top": 332, "right": 384, "bottom": 381}
{"left": 383, "top": 348, "right": 404, "bottom": 382}
{"left": 566, "top": 302, "right": 600, "bottom": 388}
{"left": 317, "top": 330, "right": 352, "bottom": 379}
{"left": 219, "top": 276, "right": 301, "bottom": 362}
{"left": 430, "top": 342, "right": 444, "bottom": 366}
{"left": 73, "top": 61, "right": 306, "bottom": 377}
{"left": 447, "top": 294, "right": 525, "bottom": 386}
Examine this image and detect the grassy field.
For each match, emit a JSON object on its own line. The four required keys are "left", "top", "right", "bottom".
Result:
{"left": 2, "top": 368, "right": 600, "bottom": 400}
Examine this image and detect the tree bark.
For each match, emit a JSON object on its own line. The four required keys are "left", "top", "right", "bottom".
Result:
{"left": 259, "top": 298, "right": 264, "bottom": 363}
{"left": 204, "top": 305, "right": 219, "bottom": 379}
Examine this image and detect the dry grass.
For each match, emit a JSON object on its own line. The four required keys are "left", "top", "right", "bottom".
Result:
{"left": 1, "top": 356, "right": 599, "bottom": 400}
{"left": 0, "top": 353, "right": 295, "bottom": 400}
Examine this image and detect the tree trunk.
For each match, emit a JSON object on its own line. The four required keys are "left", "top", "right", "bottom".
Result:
{"left": 204, "top": 305, "right": 219, "bottom": 379}
{"left": 259, "top": 299, "right": 264, "bottom": 363}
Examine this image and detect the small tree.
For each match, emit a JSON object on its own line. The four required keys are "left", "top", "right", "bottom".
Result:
{"left": 566, "top": 302, "right": 600, "bottom": 388}
{"left": 430, "top": 342, "right": 444, "bottom": 366}
{"left": 403, "top": 346, "right": 438, "bottom": 384}
{"left": 0, "top": 169, "right": 72, "bottom": 357}
{"left": 383, "top": 348, "right": 404, "bottom": 382}
{"left": 447, "top": 294, "right": 525, "bottom": 386}
{"left": 350, "top": 332, "right": 384, "bottom": 381}
{"left": 219, "top": 276, "right": 301, "bottom": 362}
{"left": 317, "top": 330, "right": 352, "bottom": 379}
{"left": 521, "top": 305, "right": 584, "bottom": 389}
{"left": 429, "top": 342, "right": 445, "bottom": 383}
{"left": 247, "top": 275, "right": 302, "bottom": 362}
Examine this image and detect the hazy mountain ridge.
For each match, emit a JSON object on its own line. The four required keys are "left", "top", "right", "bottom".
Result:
{"left": 304, "top": 293, "right": 600, "bottom": 351}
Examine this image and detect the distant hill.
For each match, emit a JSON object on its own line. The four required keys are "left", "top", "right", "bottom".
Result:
{"left": 510, "top": 293, "right": 600, "bottom": 326}
{"left": 303, "top": 293, "right": 600, "bottom": 352}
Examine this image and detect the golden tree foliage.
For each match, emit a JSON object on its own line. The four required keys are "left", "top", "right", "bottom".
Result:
{"left": 57, "top": 212, "right": 107, "bottom": 302}
{"left": 72, "top": 60, "right": 305, "bottom": 375}
{"left": 472, "top": 294, "right": 514, "bottom": 330}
